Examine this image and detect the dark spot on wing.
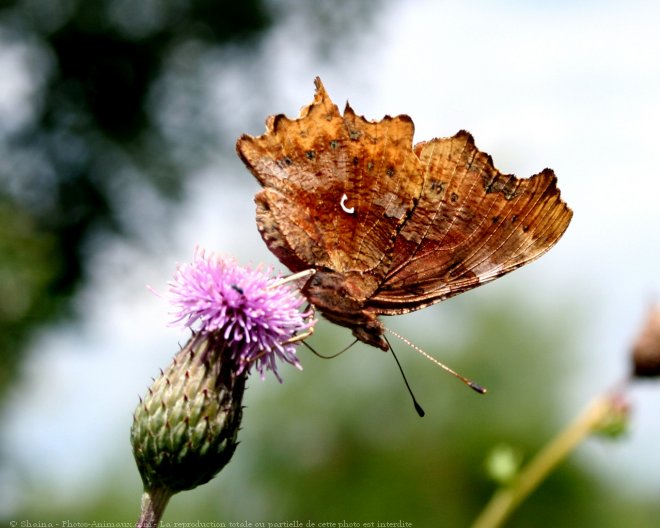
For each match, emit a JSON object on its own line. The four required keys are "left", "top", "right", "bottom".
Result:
{"left": 483, "top": 172, "right": 518, "bottom": 200}
{"left": 429, "top": 180, "right": 445, "bottom": 195}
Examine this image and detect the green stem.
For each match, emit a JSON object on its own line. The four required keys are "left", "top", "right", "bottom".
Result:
{"left": 136, "top": 487, "right": 173, "bottom": 528}
{"left": 471, "top": 394, "right": 615, "bottom": 528}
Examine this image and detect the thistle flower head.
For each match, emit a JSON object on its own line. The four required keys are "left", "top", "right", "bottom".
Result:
{"left": 132, "top": 249, "right": 315, "bottom": 520}
{"left": 167, "top": 248, "right": 314, "bottom": 381}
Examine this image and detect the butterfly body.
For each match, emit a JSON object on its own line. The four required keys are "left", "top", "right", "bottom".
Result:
{"left": 237, "top": 78, "right": 572, "bottom": 351}
{"left": 301, "top": 269, "right": 389, "bottom": 350}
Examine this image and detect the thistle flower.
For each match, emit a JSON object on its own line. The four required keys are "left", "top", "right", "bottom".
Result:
{"left": 167, "top": 248, "right": 314, "bottom": 381}
{"left": 132, "top": 249, "right": 314, "bottom": 527}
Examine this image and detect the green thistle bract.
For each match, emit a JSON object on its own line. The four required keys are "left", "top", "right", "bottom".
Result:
{"left": 131, "top": 334, "right": 246, "bottom": 493}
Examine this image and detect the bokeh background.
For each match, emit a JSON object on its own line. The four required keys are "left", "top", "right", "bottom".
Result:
{"left": 1, "top": 0, "right": 659, "bottom": 526}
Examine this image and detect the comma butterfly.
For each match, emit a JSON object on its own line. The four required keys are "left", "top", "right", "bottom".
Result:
{"left": 237, "top": 78, "right": 572, "bottom": 352}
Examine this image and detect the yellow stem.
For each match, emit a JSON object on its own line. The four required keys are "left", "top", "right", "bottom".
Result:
{"left": 472, "top": 393, "right": 615, "bottom": 528}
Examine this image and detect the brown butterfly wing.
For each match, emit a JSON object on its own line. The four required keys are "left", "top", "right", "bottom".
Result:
{"left": 237, "top": 78, "right": 423, "bottom": 291}
{"left": 368, "top": 131, "right": 573, "bottom": 314}
{"left": 237, "top": 78, "right": 573, "bottom": 350}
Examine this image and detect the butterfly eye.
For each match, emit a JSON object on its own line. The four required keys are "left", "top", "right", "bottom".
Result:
{"left": 340, "top": 193, "right": 355, "bottom": 214}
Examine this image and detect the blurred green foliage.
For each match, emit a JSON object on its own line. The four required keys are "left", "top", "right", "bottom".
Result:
{"left": 9, "top": 295, "right": 660, "bottom": 526}
{"left": 0, "top": 198, "right": 59, "bottom": 388}
{"left": 0, "top": 0, "right": 274, "bottom": 398}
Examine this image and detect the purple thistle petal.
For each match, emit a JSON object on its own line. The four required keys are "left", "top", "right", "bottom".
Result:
{"left": 167, "top": 248, "right": 314, "bottom": 381}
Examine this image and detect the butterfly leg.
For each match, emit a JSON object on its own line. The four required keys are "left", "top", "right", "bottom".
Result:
{"left": 268, "top": 268, "right": 316, "bottom": 288}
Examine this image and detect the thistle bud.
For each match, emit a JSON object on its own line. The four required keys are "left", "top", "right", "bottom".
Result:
{"left": 631, "top": 304, "right": 660, "bottom": 378}
{"left": 132, "top": 249, "right": 314, "bottom": 526}
{"left": 131, "top": 333, "right": 246, "bottom": 494}
{"left": 592, "top": 392, "right": 630, "bottom": 438}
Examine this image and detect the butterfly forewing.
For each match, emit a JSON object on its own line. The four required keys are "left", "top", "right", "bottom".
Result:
{"left": 238, "top": 79, "right": 422, "bottom": 278}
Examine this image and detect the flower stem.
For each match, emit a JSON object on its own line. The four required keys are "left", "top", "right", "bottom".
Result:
{"left": 136, "top": 487, "right": 173, "bottom": 528}
{"left": 471, "top": 393, "right": 616, "bottom": 528}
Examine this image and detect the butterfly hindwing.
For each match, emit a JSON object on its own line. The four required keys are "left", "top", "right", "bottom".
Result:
{"left": 368, "top": 131, "right": 572, "bottom": 314}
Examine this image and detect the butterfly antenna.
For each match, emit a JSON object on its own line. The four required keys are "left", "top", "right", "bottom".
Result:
{"left": 302, "top": 338, "right": 359, "bottom": 359}
{"left": 386, "top": 328, "right": 487, "bottom": 395}
{"left": 383, "top": 336, "right": 425, "bottom": 417}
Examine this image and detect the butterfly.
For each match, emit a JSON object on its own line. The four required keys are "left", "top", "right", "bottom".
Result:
{"left": 236, "top": 78, "right": 572, "bottom": 352}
